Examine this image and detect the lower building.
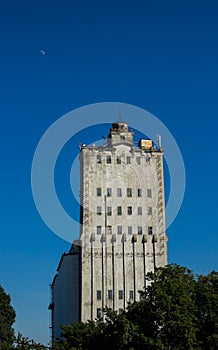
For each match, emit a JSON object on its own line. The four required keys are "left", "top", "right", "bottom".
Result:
{"left": 49, "top": 244, "right": 81, "bottom": 340}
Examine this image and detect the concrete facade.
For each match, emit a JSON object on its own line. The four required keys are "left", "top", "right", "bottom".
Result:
{"left": 79, "top": 122, "right": 167, "bottom": 321}
{"left": 50, "top": 121, "right": 168, "bottom": 339}
{"left": 49, "top": 245, "right": 80, "bottom": 340}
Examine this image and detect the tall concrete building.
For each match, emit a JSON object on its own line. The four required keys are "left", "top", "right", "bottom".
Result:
{"left": 50, "top": 121, "right": 168, "bottom": 339}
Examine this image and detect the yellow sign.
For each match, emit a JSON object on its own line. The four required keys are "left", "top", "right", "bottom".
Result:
{"left": 140, "top": 139, "right": 152, "bottom": 149}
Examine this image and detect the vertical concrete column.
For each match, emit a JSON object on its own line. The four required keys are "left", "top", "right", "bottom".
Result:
{"left": 142, "top": 234, "right": 147, "bottom": 288}
{"left": 122, "top": 234, "right": 126, "bottom": 310}
{"left": 132, "top": 234, "right": 137, "bottom": 302}
{"left": 152, "top": 234, "right": 157, "bottom": 271}
{"left": 112, "top": 235, "right": 116, "bottom": 311}
{"left": 101, "top": 236, "right": 105, "bottom": 320}
{"left": 90, "top": 235, "right": 95, "bottom": 320}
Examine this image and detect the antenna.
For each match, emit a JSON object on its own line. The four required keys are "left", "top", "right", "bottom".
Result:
{"left": 157, "top": 135, "right": 161, "bottom": 148}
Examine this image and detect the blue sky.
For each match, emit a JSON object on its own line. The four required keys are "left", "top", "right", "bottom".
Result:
{"left": 0, "top": 0, "right": 218, "bottom": 345}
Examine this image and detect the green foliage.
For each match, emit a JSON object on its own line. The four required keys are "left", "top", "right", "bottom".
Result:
{"left": 14, "top": 331, "right": 47, "bottom": 349}
{"left": 0, "top": 284, "right": 16, "bottom": 346}
{"left": 128, "top": 264, "right": 198, "bottom": 349}
{"left": 54, "top": 264, "right": 218, "bottom": 350}
{"left": 0, "top": 285, "right": 46, "bottom": 349}
{"left": 53, "top": 310, "right": 139, "bottom": 350}
{"left": 194, "top": 271, "right": 218, "bottom": 350}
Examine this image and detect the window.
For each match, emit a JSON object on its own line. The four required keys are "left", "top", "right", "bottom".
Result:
{"left": 126, "top": 156, "right": 131, "bottom": 164}
{"left": 118, "top": 290, "right": 123, "bottom": 299}
{"left": 97, "top": 188, "right": 101, "bottom": 196}
{"left": 97, "top": 308, "right": 102, "bottom": 318}
{"left": 138, "top": 207, "right": 142, "bottom": 215}
{"left": 127, "top": 188, "right": 132, "bottom": 197}
{"left": 107, "top": 225, "right": 112, "bottom": 234}
{"left": 127, "top": 206, "right": 132, "bottom": 215}
{"left": 117, "top": 206, "right": 122, "bottom": 215}
{"left": 148, "top": 226, "right": 153, "bottom": 235}
{"left": 119, "top": 309, "right": 124, "bottom": 315}
{"left": 136, "top": 156, "right": 141, "bottom": 164}
{"left": 128, "top": 226, "right": 132, "bottom": 235}
{"left": 107, "top": 188, "right": 112, "bottom": 197}
{"left": 97, "top": 226, "right": 101, "bottom": 235}
{"left": 138, "top": 189, "right": 142, "bottom": 197}
{"left": 138, "top": 226, "right": 142, "bottom": 235}
{"left": 107, "top": 206, "right": 112, "bottom": 216}
{"left": 129, "top": 290, "right": 134, "bottom": 300}
{"left": 108, "top": 290, "right": 113, "bottom": 299}
{"left": 148, "top": 207, "right": 152, "bottom": 215}
{"left": 97, "top": 206, "right": 102, "bottom": 215}
{"left": 106, "top": 155, "right": 111, "bottom": 164}
{"left": 147, "top": 189, "right": 152, "bottom": 198}
{"left": 97, "top": 290, "right": 101, "bottom": 300}
{"left": 117, "top": 156, "right": 121, "bottom": 164}
{"left": 117, "top": 226, "right": 122, "bottom": 235}
{"left": 97, "top": 154, "right": 101, "bottom": 163}
{"left": 117, "top": 188, "right": 122, "bottom": 197}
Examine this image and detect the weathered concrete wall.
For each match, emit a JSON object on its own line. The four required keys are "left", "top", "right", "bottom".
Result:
{"left": 51, "top": 252, "right": 80, "bottom": 340}
{"left": 80, "top": 142, "right": 167, "bottom": 321}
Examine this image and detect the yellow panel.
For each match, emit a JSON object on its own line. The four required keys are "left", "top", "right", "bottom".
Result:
{"left": 140, "top": 139, "right": 152, "bottom": 149}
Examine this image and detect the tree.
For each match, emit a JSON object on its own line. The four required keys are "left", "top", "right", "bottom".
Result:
{"left": 194, "top": 271, "right": 218, "bottom": 350}
{"left": 127, "top": 264, "right": 199, "bottom": 349}
{"left": 0, "top": 284, "right": 16, "bottom": 346}
{"left": 14, "top": 332, "right": 47, "bottom": 350}
{"left": 54, "top": 264, "right": 218, "bottom": 350}
{"left": 98, "top": 308, "right": 140, "bottom": 350}
{"left": 54, "top": 309, "right": 139, "bottom": 350}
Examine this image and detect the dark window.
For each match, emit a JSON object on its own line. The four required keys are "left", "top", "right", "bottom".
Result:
{"left": 117, "top": 188, "right": 122, "bottom": 197}
{"left": 97, "top": 206, "right": 102, "bottom": 215}
{"left": 117, "top": 156, "right": 121, "bottom": 164}
{"left": 129, "top": 290, "right": 134, "bottom": 300}
{"left": 97, "top": 188, "right": 101, "bottom": 196}
{"left": 117, "top": 226, "right": 122, "bottom": 234}
{"left": 97, "top": 308, "right": 102, "bottom": 318}
{"left": 127, "top": 188, "right": 132, "bottom": 197}
{"left": 148, "top": 226, "right": 153, "bottom": 235}
{"left": 106, "top": 155, "right": 111, "bottom": 164}
{"left": 117, "top": 206, "right": 122, "bottom": 215}
{"left": 146, "top": 156, "right": 150, "bottom": 164}
{"left": 147, "top": 189, "right": 152, "bottom": 198}
{"left": 97, "top": 290, "right": 101, "bottom": 300}
{"left": 127, "top": 206, "right": 132, "bottom": 215}
{"left": 138, "top": 207, "right": 142, "bottom": 215}
{"left": 119, "top": 309, "right": 124, "bottom": 315}
{"left": 97, "top": 226, "right": 101, "bottom": 235}
{"left": 128, "top": 226, "right": 132, "bottom": 235}
{"left": 108, "top": 290, "right": 113, "bottom": 299}
{"left": 136, "top": 156, "right": 141, "bottom": 164}
{"left": 97, "top": 154, "right": 102, "bottom": 163}
{"left": 118, "top": 290, "right": 123, "bottom": 299}
{"left": 138, "top": 226, "right": 142, "bottom": 235}
{"left": 107, "top": 206, "right": 112, "bottom": 216}
{"left": 107, "top": 188, "right": 112, "bottom": 197}
{"left": 138, "top": 189, "right": 142, "bottom": 197}
{"left": 148, "top": 207, "right": 152, "bottom": 215}
{"left": 126, "top": 156, "right": 131, "bottom": 164}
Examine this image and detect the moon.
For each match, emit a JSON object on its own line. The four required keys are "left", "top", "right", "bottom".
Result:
{"left": 40, "top": 50, "right": 46, "bottom": 56}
